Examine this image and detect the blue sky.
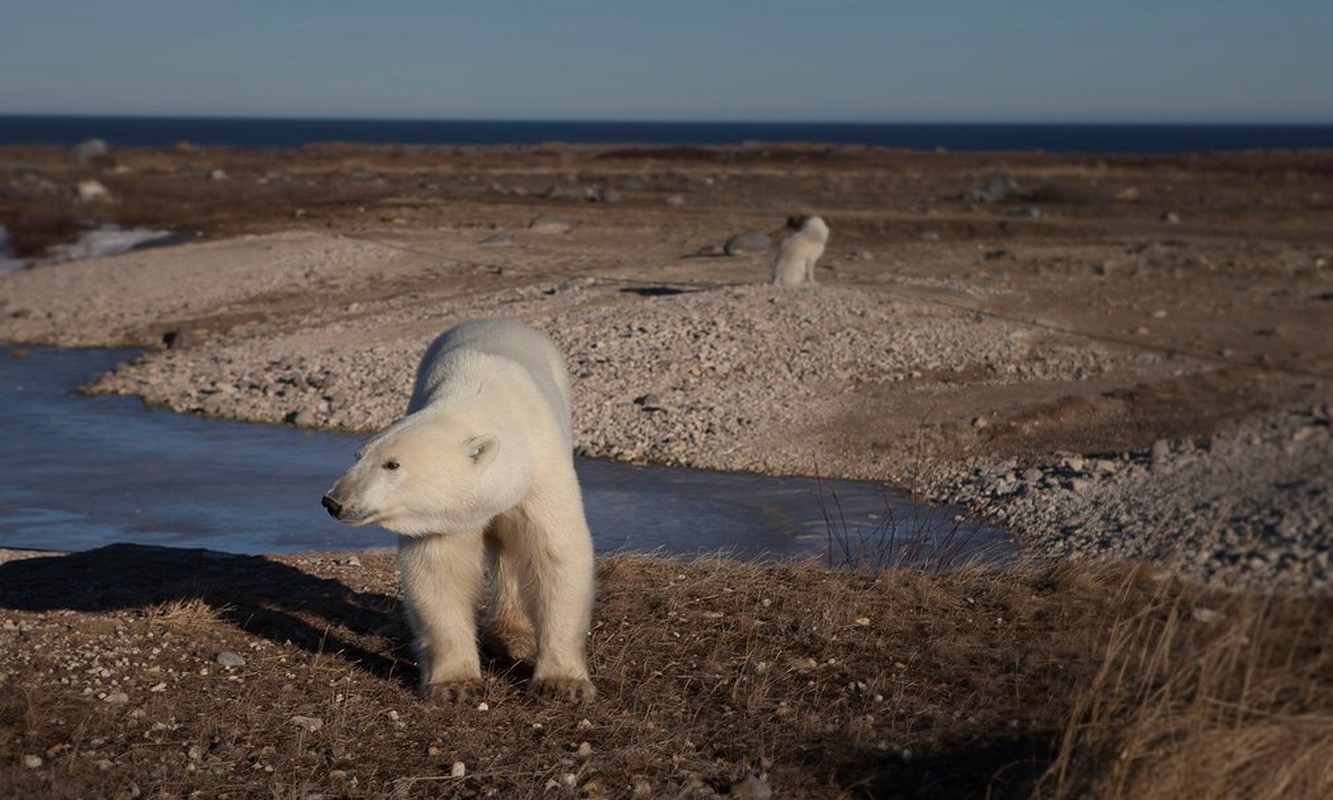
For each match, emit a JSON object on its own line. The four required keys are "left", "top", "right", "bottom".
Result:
{"left": 2, "top": 1, "right": 1330, "bottom": 122}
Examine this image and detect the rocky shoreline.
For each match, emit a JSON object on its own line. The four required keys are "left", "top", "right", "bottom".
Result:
{"left": 2, "top": 143, "right": 1330, "bottom": 594}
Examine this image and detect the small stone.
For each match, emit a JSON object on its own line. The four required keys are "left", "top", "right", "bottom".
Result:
{"left": 285, "top": 408, "right": 317, "bottom": 427}
{"left": 1160, "top": 211, "right": 1181, "bottom": 224}
{"left": 724, "top": 231, "right": 772, "bottom": 256}
{"left": 22, "top": 754, "right": 43, "bottom": 769}
{"left": 477, "top": 232, "right": 512, "bottom": 246}
{"left": 215, "top": 651, "right": 247, "bottom": 668}
{"left": 665, "top": 193, "right": 685, "bottom": 207}
{"left": 1021, "top": 468, "right": 1043, "bottom": 483}
{"left": 558, "top": 772, "right": 577, "bottom": 789}
{"left": 69, "top": 138, "right": 110, "bottom": 164}
{"left": 288, "top": 715, "right": 323, "bottom": 732}
{"left": 730, "top": 774, "right": 773, "bottom": 800}
{"left": 208, "top": 169, "right": 228, "bottom": 181}
{"left": 76, "top": 180, "right": 111, "bottom": 203}
{"left": 529, "top": 215, "right": 577, "bottom": 234}
{"left": 450, "top": 761, "right": 466, "bottom": 778}
{"left": 1151, "top": 439, "right": 1171, "bottom": 464}
{"left": 854, "top": 617, "right": 871, "bottom": 626}
{"left": 103, "top": 691, "right": 129, "bottom": 704}
{"left": 476, "top": 702, "right": 489, "bottom": 711}
{"left": 577, "top": 741, "right": 592, "bottom": 759}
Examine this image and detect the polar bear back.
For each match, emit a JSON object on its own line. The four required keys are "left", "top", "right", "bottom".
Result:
{"left": 407, "top": 318, "right": 573, "bottom": 443}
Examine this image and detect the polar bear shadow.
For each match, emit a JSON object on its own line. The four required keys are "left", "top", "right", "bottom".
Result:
{"left": 0, "top": 543, "right": 417, "bottom": 687}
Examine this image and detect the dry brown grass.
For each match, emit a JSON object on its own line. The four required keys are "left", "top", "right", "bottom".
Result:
{"left": 7, "top": 545, "right": 1324, "bottom": 798}
{"left": 1038, "top": 576, "right": 1333, "bottom": 800}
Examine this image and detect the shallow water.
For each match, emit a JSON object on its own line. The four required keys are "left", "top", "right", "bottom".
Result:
{"left": 0, "top": 346, "right": 1012, "bottom": 561}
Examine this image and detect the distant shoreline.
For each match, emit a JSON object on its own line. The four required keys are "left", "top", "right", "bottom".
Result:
{"left": 3, "top": 114, "right": 1331, "bottom": 152}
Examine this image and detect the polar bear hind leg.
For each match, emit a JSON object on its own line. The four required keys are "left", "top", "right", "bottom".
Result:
{"left": 491, "top": 482, "right": 596, "bottom": 701}
{"left": 483, "top": 524, "right": 537, "bottom": 661}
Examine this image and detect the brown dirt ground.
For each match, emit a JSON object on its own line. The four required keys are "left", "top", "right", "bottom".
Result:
{"left": 2, "top": 546, "right": 1328, "bottom": 799}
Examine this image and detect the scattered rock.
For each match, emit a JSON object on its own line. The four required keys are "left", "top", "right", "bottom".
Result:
{"left": 76, "top": 180, "right": 112, "bottom": 203}
{"left": 477, "top": 232, "right": 512, "bottom": 246}
{"left": 22, "top": 754, "right": 43, "bottom": 769}
{"left": 450, "top": 761, "right": 466, "bottom": 778}
{"left": 215, "top": 651, "right": 247, "bottom": 668}
{"left": 665, "top": 193, "right": 685, "bottom": 207}
{"left": 529, "top": 215, "right": 577, "bottom": 234}
{"left": 724, "top": 231, "right": 772, "bottom": 256}
{"left": 208, "top": 169, "right": 228, "bottom": 181}
{"left": 285, "top": 407, "right": 317, "bottom": 427}
{"left": 1160, "top": 211, "right": 1181, "bottom": 224}
{"left": 161, "top": 329, "right": 197, "bottom": 350}
{"left": 69, "top": 138, "right": 110, "bottom": 165}
{"left": 964, "top": 175, "right": 1022, "bottom": 203}
{"left": 730, "top": 774, "right": 772, "bottom": 800}
{"left": 288, "top": 715, "right": 323, "bottom": 732}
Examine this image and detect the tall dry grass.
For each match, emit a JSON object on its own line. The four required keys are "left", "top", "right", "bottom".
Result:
{"left": 1037, "top": 574, "right": 1333, "bottom": 800}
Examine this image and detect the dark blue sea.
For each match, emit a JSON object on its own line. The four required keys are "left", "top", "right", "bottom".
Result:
{"left": 2, "top": 114, "right": 1330, "bottom": 154}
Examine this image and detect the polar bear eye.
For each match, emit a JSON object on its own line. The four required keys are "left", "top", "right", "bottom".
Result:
{"left": 382, "top": 459, "right": 400, "bottom": 471}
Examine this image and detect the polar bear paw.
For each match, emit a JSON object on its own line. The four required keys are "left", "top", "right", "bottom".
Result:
{"left": 531, "top": 677, "right": 596, "bottom": 703}
{"left": 422, "top": 680, "right": 485, "bottom": 704}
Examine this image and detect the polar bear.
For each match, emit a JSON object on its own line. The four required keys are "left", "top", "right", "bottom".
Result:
{"left": 769, "top": 215, "right": 829, "bottom": 287}
{"left": 321, "top": 318, "right": 596, "bottom": 702}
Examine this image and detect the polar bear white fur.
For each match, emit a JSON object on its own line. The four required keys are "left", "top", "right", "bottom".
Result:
{"left": 322, "top": 318, "right": 595, "bottom": 702}
{"left": 770, "top": 215, "right": 829, "bottom": 287}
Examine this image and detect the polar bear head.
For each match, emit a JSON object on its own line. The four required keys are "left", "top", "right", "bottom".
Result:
{"left": 321, "top": 410, "right": 533, "bottom": 537}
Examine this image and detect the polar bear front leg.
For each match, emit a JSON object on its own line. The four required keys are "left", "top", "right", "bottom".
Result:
{"left": 397, "top": 531, "right": 486, "bottom": 700}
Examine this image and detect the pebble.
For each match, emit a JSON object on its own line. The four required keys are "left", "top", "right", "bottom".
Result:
{"left": 730, "top": 774, "right": 773, "bottom": 800}
{"left": 288, "top": 715, "right": 323, "bottom": 732}
{"left": 215, "top": 651, "right": 247, "bottom": 668}
{"left": 22, "top": 754, "right": 43, "bottom": 769}
{"left": 1150, "top": 439, "right": 1172, "bottom": 464}
{"left": 724, "top": 231, "right": 772, "bottom": 256}
{"left": 529, "top": 215, "right": 577, "bottom": 234}
{"left": 103, "top": 691, "right": 129, "bottom": 704}
{"left": 450, "top": 761, "right": 466, "bottom": 778}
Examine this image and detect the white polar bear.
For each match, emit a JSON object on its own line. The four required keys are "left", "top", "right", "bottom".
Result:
{"left": 769, "top": 215, "right": 830, "bottom": 287}
{"left": 322, "top": 318, "right": 596, "bottom": 702}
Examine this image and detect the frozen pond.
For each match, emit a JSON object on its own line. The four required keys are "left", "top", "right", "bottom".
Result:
{"left": 0, "top": 346, "right": 1013, "bottom": 563}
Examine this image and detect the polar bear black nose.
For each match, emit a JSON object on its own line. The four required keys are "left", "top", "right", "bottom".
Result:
{"left": 321, "top": 495, "right": 343, "bottom": 519}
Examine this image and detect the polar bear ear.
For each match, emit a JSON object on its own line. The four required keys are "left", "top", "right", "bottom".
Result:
{"left": 465, "top": 434, "right": 499, "bottom": 467}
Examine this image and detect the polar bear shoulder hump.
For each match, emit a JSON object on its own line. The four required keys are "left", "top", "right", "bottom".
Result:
{"left": 410, "top": 318, "right": 571, "bottom": 420}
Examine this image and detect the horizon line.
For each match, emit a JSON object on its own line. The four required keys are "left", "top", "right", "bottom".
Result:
{"left": 3, "top": 112, "right": 1333, "bottom": 128}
